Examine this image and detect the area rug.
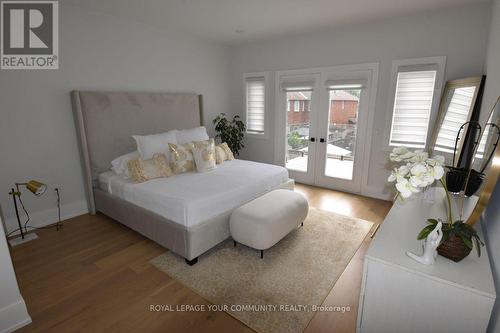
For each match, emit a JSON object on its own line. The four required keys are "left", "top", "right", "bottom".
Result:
{"left": 150, "top": 208, "right": 373, "bottom": 333}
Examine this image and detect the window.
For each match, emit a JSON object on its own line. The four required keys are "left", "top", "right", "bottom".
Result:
{"left": 389, "top": 70, "right": 436, "bottom": 148}
{"left": 287, "top": 101, "right": 291, "bottom": 112}
{"left": 387, "top": 57, "right": 446, "bottom": 149}
{"left": 245, "top": 74, "right": 267, "bottom": 135}
{"left": 294, "top": 101, "right": 300, "bottom": 112}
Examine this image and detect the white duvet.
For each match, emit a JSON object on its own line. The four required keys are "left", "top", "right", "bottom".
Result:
{"left": 98, "top": 159, "right": 289, "bottom": 227}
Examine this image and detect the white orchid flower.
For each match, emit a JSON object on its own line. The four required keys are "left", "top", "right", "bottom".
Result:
{"left": 389, "top": 147, "right": 415, "bottom": 162}
{"left": 426, "top": 155, "right": 445, "bottom": 166}
{"left": 429, "top": 164, "right": 445, "bottom": 180}
{"left": 393, "top": 147, "right": 409, "bottom": 155}
{"left": 388, "top": 165, "right": 410, "bottom": 182}
{"left": 410, "top": 162, "right": 428, "bottom": 176}
{"left": 410, "top": 150, "right": 429, "bottom": 163}
{"left": 411, "top": 174, "right": 435, "bottom": 188}
{"left": 395, "top": 178, "right": 421, "bottom": 198}
{"left": 388, "top": 147, "right": 444, "bottom": 199}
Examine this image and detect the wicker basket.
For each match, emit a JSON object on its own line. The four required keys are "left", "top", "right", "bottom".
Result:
{"left": 437, "top": 235, "right": 472, "bottom": 262}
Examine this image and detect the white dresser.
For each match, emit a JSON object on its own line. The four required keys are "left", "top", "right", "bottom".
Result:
{"left": 357, "top": 189, "right": 496, "bottom": 333}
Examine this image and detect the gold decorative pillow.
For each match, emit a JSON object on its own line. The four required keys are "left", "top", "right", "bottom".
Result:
{"left": 127, "top": 153, "right": 173, "bottom": 183}
{"left": 168, "top": 142, "right": 195, "bottom": 174}
{"left": 219, "top": 142, "right": 235, "bottom": 161}
{"left": 214, "top": 146, "right": 226, "bottom": 164}
{"left": 192, "top": 139, "right": 216, "bottom": 172}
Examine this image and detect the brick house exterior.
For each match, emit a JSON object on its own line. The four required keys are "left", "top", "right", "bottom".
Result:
{"left": 287, "top": 90, "right": 358, "bottom": 125}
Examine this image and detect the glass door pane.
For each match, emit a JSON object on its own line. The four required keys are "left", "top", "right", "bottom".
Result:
{"left": 285, "top": 91, "right": 312, "bottom": 172}
{"left": 324, "top": 89, "right": 361, "bottom": 180}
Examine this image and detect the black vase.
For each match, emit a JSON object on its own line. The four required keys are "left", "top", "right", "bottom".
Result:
{"left": 445, "top": 167, "right": 468, "bottom": 194}
{"left": 465, "top": 169, "right": 485, "bottom": 196}
{"left": 445, "top": 167, "right": 484, "bottom": 196}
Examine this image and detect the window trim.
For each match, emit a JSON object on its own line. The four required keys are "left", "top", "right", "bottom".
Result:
{"left": 243, "top": 72, "right": 270, "bottom": 139}
{"left": 385, "top": 56, "right": 446, "bottom": 151}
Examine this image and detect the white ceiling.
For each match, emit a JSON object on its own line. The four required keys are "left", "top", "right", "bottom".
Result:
{"left": 66, "top": 0, "right": 488, "bottom": 45}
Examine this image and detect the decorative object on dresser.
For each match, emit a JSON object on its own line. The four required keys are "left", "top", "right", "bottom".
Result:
{"left": 387, "top": 147, "right": 484, "bottom": 263}
{"left": 212, "top": 113, "right": 246, "bottom": 155}
{"left": 445, "top": 120, "right": 483, "bottom": 194}
{"left": 8, "top": 180, "right": 49, "bottom": 246}
{"left": 406, "top": 221, "right": 442, "bottom": 265}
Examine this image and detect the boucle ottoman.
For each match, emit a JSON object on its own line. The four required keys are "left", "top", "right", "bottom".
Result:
{"left": 229, "top": 189, "right": 309, "bottom": 258}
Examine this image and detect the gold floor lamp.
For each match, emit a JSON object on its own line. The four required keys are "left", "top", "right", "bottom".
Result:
{"left": 8, "top": 180, "right": 47, "bottom": 245}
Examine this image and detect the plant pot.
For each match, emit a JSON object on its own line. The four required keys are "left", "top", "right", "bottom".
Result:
{"left": 464, "top": 169, "right": 485, "bottom": 196}
{"left": 445, "top": 167, "right": 468, "bottom": 194}
{"left": 437, "top": 235, "right": 472, "bottom": 262}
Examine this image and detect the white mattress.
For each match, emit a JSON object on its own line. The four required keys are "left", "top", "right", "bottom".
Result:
{"left": 98, "top": 159, "right": 289, "bottom": 227}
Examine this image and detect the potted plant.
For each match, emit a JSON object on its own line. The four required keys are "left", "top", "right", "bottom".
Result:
{"left": 387, "top": 147, "right": 484, "bottom": 262}
{"left": 418, "top": 218, "right": 484, "bottom": 262}
{"left": 212, "top": 113, "right": 246, "bottom": 156}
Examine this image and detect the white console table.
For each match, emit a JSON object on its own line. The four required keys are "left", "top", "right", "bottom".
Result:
{"left": 357, "top": 189, "right": 496, "bottom": 333}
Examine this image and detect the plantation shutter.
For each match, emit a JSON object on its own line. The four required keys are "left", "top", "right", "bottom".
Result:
{"left": 280, "top": 81, "right": 315, "bottom": 92}
{"left": 325, "top": 79, "right": 366, "bottom": 90}
{"left": 246, "top": 77, "right": 265, "bottom": 134}
{"left": 434, "top": 86, "right": 476, "bottom": 153}
{"left": 389, "top": 69, "right": 437, "bottom": 148}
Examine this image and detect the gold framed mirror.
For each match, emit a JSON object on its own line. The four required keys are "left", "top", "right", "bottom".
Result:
{"left": 465, "top": 96, "right": 500, "bottom": 226}
{"left": 429, "top": 76, "right": 484, "bottom": 160}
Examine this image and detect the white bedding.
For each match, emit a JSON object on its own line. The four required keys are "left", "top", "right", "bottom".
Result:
{"left": 98, "top": 159, "right": 289, "bottom": 227}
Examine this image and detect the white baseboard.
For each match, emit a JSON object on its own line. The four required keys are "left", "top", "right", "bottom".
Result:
{"left": 0, "top": 300, "right": 31, "bottom": 333}
{"left": 4, "top": 200, "right": 88, "bottom": 236}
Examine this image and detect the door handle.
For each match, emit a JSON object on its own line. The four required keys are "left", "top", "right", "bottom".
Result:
{"left": 310, "top": 137, "right": 316, "bottom": 142}
{"left": 320, "top": 138, "right": 325, "bottom": 143}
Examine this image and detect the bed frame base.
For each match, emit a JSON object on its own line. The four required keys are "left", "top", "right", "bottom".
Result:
{"left": 93, "top": 179, "right": 295, "bottom": 265}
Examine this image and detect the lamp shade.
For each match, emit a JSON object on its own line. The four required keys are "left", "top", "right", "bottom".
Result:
{"left": 25, "top": 180, "right": 47, "bottom": 196}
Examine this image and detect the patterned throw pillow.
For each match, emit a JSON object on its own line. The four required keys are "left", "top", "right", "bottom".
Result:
{"left": 127, "top": 153, "right": 173, "bottom": 183}
{"left": 219, "top": 142, "right": 235, "bottom": 160}
{"left": 168, "top": 142, "right": 195, "bottom": 174}
{"left": 214, "top": 146, "right": 226, "bottom": 164}
{"left": 192, "top": 139, "right": 216, "bottom": 172}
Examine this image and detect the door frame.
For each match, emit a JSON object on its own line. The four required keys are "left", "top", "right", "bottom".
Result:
{"left": 274, "top": 63, "right": 379, "bottom": 195}
{"left": 276, "top": 73, "right": 321, "bottom": 184}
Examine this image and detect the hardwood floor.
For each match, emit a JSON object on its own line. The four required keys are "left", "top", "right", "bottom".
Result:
{"left": 9, "top": 184, "right": 392, "bottom": 333}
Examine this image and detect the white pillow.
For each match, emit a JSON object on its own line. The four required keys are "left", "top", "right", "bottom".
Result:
{"left": 133, "top": 130, "right": 178, "bottom": 160}
{"left": 177, "top": 126, "right": 209, "bottom": 144}
{"left": 111, "top": 151, "right": 140, "bottom": 178}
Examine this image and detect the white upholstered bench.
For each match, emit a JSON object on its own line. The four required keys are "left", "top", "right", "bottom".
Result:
{"left": 229, "top": 189, "right": 309, "bottom": 258}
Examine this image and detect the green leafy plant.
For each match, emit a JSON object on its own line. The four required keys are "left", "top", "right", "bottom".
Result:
{"left": 212, "top": 113, "right": 246, "bottom": 156}
{"left": 288, "top": 131, "right": 305, "bottom": 149}
{"left": 418, "top": 218, "right": 484, "bottom": 257}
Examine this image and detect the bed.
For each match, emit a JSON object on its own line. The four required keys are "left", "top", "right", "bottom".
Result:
{"left": 71, "top": 91, "right": 293, "bottom": 264}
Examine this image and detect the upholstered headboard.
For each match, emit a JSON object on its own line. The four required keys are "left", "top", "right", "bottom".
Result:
{"left": 71, "top": 91, "right": 202, "bottom": 213}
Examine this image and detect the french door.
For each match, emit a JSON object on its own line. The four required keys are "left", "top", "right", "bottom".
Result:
{"left": 276, "top": 64, "right": 378, "bottom": 194}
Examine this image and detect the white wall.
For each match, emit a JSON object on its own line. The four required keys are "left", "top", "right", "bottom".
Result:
{"left": 0, "top": 4, "right": 231, "bottom": 233}
{"left": 0, "top": 209, "right": 31, "bottom": 332}
{"left": 481, "top": 0, "right": 500, "bottom": 332}
{"left": 228, "top": 3, "right": 491, "bottom": 198}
